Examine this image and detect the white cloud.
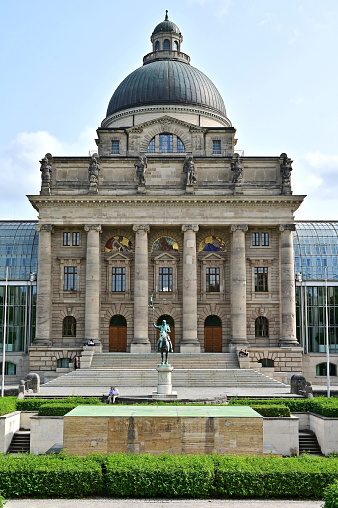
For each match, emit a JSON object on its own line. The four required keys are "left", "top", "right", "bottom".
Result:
{"left": 0, "top": 127, "right": 97, "bottom": 220}
{"left": 289, "top": 28, "right": 301, "bottom": 45}
{"left": 258, "top": 13, "right": 275, "bottom": 26}
{"left": 293, "top": 151, "right": 338, "bottom": 220}
{"left": 290, "top": 97, "right": 304, "bottom": 105}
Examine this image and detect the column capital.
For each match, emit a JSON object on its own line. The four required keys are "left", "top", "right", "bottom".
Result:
{"left": 181, "top": 224, "right": 199, "bottom": 232}
{"left": 231, "top": 224, "right": 248, "bottom": 232}
{"left": 279, "top": 224, "right": 296, "bottom": 232}
{"left": 133, "top": 224, "right": 150, "bottom": 232}
{"left": 84, "top": 224, "right": 102, "bottom": 233}
{"left": 35, "top": 224, "right": 53, "bottom": 233}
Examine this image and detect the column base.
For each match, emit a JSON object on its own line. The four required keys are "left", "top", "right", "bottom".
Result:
{"left": 130, "top": 342, "right": 151, "bottom": 353}
{"left": 229, "top": 339, "right": 249, "bottom": 353}
{"left": 278, "top": 339, "right": 301, "bottom": 348}
{"left": 32, "top": 338, "right": 52, "bottom": 347}
{"left": 180, "top": 342, "right": 200, "bottom": 353}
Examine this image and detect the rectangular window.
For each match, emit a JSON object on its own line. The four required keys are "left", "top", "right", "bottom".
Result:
{"left": 112, "top": 267, "right": 125, "bottom": 292}
{"left": 159, "top": 134, "right": 173, "bottom": 153}
{"left": 72, "top": 232, "right": 80, "bottom": 246}
{"left": 63, "top": 232, "right": 70, "bottom": 246}
{"left": 64, "top": 266, "right": 77, "bottom": 291}
{"left": 111, "top": 140, "right": 120, "bottom": 154}
{"left": 261, "top": 232, "right": 269, "bottom": 246}
{"left": 159, "top": 267, "right": 173, "bottom": 292}
{"left": 206, "top": 267, "right": 220, "bottom": 292}
{"left": 212, "top": 140, "right": 221, "bottom": 154}
{"left": 252, "top": 233, "right": 259, "bottom": 246}
{"left": 254, "top": 267, "right": 268, "bottom": 292}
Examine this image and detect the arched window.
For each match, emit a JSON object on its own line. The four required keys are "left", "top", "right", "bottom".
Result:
{"left": 174, "top": 40, "right": 179, "bottom": 51}
{"left": 0, "top": 362, "right": 16, "bottom": 375}
{"left": 147, "top": 137, "right": 155, "bottom": 153}
{"left": 155, "top": 41, "right": 160, "bottom": 51}
{"left": 255, "top": 316, "right": 269, "bottom": 337}
{"left": 147, "top": 135, "right": 185, "bottom": 153}
{"left": 261, "top": 358, "right": 274, "bottom": 367}
{"left": 163, "top": 39, "right": 170, "bottom": 50}
{"left": 57, "top": 358, "right": 70, "bottom": 368}
{"left": 316, "top": 363, "right": 337, "bottom": 376}
{"left": 177, "top": 137, "right": 185, "bottom": 153}
{"left": 63, "top": 316, "right": 76, "bottom": 337}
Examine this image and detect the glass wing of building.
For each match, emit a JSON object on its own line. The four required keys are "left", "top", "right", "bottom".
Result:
{"left": 295, "top": 222, "right": 338, "bottom": 354}
{"left": 0, "top": 222, "right": 38, "bottom": 352}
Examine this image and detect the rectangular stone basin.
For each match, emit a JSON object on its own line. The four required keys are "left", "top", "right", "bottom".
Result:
{"left": 63, "top": 405, "right": 263, "bottom": 456}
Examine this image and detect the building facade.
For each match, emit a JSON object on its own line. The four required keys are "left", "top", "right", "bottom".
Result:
{"left": 23, "top": 14, "right": 308, "bottom": 382}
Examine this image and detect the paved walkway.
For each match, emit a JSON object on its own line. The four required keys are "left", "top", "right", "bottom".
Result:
{"left": 5, "top": 499, "right": 324, "bottom": 508}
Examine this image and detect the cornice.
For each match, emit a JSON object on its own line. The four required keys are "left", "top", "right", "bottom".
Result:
{"left": 28, "top": 194, "right": 306, "bottom": 211}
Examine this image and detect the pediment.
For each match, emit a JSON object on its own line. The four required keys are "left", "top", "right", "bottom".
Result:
{"left": 199, "top": 252, "right": 225, "bottom": 261}
{"left": 126, "top": 115, "right": 206, "bottom": 134}
{"left": 105, "top": 252, "right": 131, "bottom": 262}
{"left": 153, "top": 252, "right": 178, "bottom": 261}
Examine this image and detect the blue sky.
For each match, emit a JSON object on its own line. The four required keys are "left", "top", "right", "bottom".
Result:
{"left": 1, "top": 0, "right": 337, "bottom": 220}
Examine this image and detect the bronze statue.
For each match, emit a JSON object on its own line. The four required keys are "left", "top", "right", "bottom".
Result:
{"left": 134, "top": 156, "right": 147, "bottom": 186}
{"left": 183, "top": 156, "right": 197, "bottom": 186}
{"left": 153, "top": 319, "right": 173, "bottom": 365}
{"left": 231, "top": 153, "right": 243, "bottom": 184}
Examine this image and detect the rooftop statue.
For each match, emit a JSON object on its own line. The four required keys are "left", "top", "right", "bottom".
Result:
{"left": 88, "top": 154, "right": 100, "bottom": 193}
{"left": 40, "top": 153, "right": 53, "bottom": 195}
{"left": 231, "top": 153, "right": 243, "bottom": 184}
{"left": 134, "top": 156, "right": 147, "bottom": 187}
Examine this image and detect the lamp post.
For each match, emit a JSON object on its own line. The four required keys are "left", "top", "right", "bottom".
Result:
{"left": 325, "top": 268, "right": 330, "bottom": 398}
{"left": 1, "top": 267, "right": 9, "bottom": 398}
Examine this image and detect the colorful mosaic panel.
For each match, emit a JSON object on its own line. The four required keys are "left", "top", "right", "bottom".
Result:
{"left": 105, "top": 236, "right": 133, "bottom": 252}
{"left": 152, "top": 236, "right": 179, "bottom": 252}
{"left": 198, "top": 235, "right": 226, "bottom": 252}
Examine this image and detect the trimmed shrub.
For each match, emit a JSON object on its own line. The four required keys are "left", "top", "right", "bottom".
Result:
{"left": 104, "top": 453, "right": 214, "bottom": 498}
{"left": 17, "top": 396, "right": 102, "bottom": 412}
{"left": 228, "top": 397, "right": 338, "bottom": 416}
{"left": 0, "top": 454, "right": 103, "bottom": 498}
{"left": 214, "top": 454, "right": 338, "bottom": 499}
{"left": 38, "top": 404, "right": 77, "bottom": 416}
{"left": 251, "top": 405, "right": 290, "bottom": 417}
{"left": 324, "top": 479, "right": 338, "bottom": 508}
{"left": 0, "top": 397, "right": 17, "bottom": 416}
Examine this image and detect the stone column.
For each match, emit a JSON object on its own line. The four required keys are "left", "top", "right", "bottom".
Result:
{"left": 230, "top": 224, "right": 249, "bottom": 350}
{"left": 34, "top": 224, "right": 53, "bottom": 346}
{"left": 131, "top": 224, "right": 151, "bottom": 353}
{"left": 84, "top": 225, "right": 102, "bottom": 346}
{"left": 279, "top": 224, "right": 299, "bottom": 346}
{"left": 180, "top": 224, "right": 200, "bottom": 353}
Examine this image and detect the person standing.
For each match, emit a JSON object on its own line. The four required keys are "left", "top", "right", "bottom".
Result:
{"left": 73, "top": 355, "right": 79, "bottom": 370}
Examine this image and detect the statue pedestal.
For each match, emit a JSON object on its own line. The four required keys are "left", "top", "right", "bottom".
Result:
{"left": 137, "top": 185, "right": 146, "bottom": 194}
{"left": 152, "top": 364, "right": 177, "bottom": 400}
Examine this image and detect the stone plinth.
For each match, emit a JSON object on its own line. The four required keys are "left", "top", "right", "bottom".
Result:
{"left": 152, "top": 364, "right": 177, "bottom": 400}
{"left": 63, "top": 405, "right": 263, "bottom": 456}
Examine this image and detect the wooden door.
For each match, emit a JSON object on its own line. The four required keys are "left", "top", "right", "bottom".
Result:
{"left": 204, "top": 326, "right": 222, "bottom": 352}
{"left": 109, "top": 326, "right": 127, "bottom": 352}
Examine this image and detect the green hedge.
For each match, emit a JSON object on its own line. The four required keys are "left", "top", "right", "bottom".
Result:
{"left": 0, "top": 454, "right": 103, "bottom": 498}
{"left": 104, "top": 454, "right": 214, "bottom": 498}
{"left": 17, "top": 396, "right": 102, "bottom": 412}
{"left": 0, "top": 453, "right": 337, "bottom": 499}
{"left": 38, "top": 404, "right": 78, "bottom": 416}
{"left": 0, "top": 397, "right": 17, "bottom": 416}
{"left": 324, "top": 478, "right": 338, "bottom": 508}
{"left": 228, "top": 397, "right": 338, "bottom": 417}
{"left": 214, "top": 454, "right": 338, "bottom": 499}
{"left": 251, "top": 405, "right": 290, "bottom": 417}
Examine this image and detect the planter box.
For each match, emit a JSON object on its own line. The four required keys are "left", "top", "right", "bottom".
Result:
{"left": 263, "top": 416, "right": 299, "bottom": 456}
{"left": 0, "top": 412, "right": 20, "bottom": 452}
{"left": 30, "top": 416, "right": 63, "bottom": 455}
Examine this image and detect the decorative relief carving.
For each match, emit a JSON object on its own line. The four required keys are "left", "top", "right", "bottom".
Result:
{"left": 247, "top": 257, "right": 274, "bottom": 267}
{"left": 133, "top": 224, "right": 150, "bottom": 233}
{"left": 279, "top": 224, "right": 296, "bottom": 232}
{"left": 84, "top": 225, "right": 102, "bottom": 233}
{"left": 36, "top": 224, "right": 53, "bottom": 233}
{"left": 182, "top": 224, "right": 199, "bottom": 233}
{"left": 230, "top": 224, "right": 248, "bottom": 232}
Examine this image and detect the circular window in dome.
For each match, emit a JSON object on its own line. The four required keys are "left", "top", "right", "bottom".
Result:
{"left": 198, "top": 236, "right": 226, "bottom": 252}
{"left": 105, "top": 236, "right": 133, "bottom": 252}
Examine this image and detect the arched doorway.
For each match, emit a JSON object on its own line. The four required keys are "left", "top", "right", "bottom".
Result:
{"left": 156, "top": 315, "right": 175, "bottom": 351}
{"left": 204, "top": 315, "right": 222, "bottom": 352}
{"left": 109, "top": 315, "right": 127, "bottom": 352}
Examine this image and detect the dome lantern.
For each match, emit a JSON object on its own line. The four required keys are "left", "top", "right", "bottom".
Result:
{"left": 150, "top": 11, "right": 183, "bottom": 54}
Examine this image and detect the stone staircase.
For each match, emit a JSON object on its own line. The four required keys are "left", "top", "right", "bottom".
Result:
{"left": 43, "top": 353, "right": 288, "bottom": 390}
{"left": 7, "top": 431, "right": 30, "bottom": 454}
{"left": 299, "top": 430, "right": 323, "bottom": 455}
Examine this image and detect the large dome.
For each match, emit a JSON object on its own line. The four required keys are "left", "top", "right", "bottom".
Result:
{"left": 106, "top": 59, "right": 227, "bottom": 118}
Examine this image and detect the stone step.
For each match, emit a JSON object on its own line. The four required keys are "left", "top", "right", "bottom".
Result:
{"left": 299, "top": 431, "right": 323, "bottom": 455}
{"left": 7, "top": 431, "right": 30, "bottom": 454}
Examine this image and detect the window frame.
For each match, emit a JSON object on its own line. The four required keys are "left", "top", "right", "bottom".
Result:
{"left": 112, "top": 266, "right": 126, "bottom": 292}
{"left": 159, "top": 267, "right": 173, "bottom": 292}
{"left": 254, "top": 267, "right": 268, "bottom": 292}
{"left": 72, "top": 232, "right": 80, "bottom": 246}
{"left": 62, "top": 316, "right": 76, "bottom": 337}
{"left": 63, "top": 232, "right": 70, "bottom": 246}
{"left": 212, "top": 140, "right": 221, "bottom": 154}
{"left": 206, "top": 267, "right": 220, "bottom": 292}
{"left": 64, "top": 266, "right": 77, "bottom": 291}
{"left": 111, "top": 140, "right": 120, "bottom": 154}
{"left": 255, "top": 316, "right": 269, "bottom": 337}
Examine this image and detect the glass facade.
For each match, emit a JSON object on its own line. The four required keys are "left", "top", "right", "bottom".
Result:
{"left": 0, "top": 222, "right": 38, "bottom": 352}
{"left": 295, "top": 222, "right": 338, "bottom": 354}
